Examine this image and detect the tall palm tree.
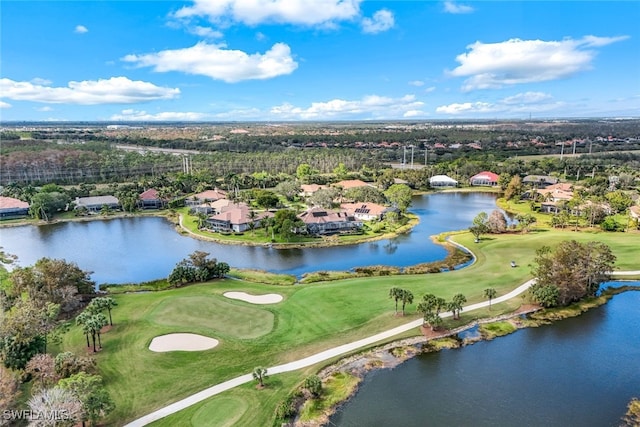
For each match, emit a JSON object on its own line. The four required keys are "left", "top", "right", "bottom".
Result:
{"left": 483, "top": 288, "right": 497, "bottom": 310}
{"left": 388, "top": 287, "right": 402, "bottom": 314}
{"left": 400, "top": 289, "right": 414, "bottom": 316}
{"left": 449, "top": 293, "right": 467, "bottom": 320}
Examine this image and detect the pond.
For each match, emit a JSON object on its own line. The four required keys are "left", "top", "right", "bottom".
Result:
{"left": 0, "top": 192, "right": 500, "bottom": 284}
{"left": 330, "top": 283, "right": 640, "bottom": 427}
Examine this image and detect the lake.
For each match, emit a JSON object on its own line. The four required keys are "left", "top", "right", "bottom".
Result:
{"left": 0, "top": 192, "right": 501, "bottom": 284}
{"left": 330, "top": 284, "right": 640, "bottom": 427}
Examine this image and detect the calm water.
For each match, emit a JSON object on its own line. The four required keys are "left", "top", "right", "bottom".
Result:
{"left": 0, "top": 192, "right": 499, "bottom": 284}
{"left": 330, "top": 284, "right": 640, "bottom": 427}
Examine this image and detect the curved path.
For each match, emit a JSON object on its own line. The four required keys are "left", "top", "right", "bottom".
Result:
{"left": 125, "top": 270, "right": 638, "bottom": 426}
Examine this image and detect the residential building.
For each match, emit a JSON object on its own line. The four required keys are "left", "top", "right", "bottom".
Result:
{"left": 138, "top": 188, "right": 165, "bottom": 209}
{"left": 0, "top": 196, "right": 30, "bottom": 219}
{"left": 186, "top": 188, "right": 227, "bottom": 206}
{"left": 429, "top": 175, "right": 458, "bottom": 187}
{"left": 340, "top": 202, "right": 393, "bottom": 221}
{"left": 523, "top": 175, "right": 559, "bottom": 188}
{"left": 470, "top": 171, "right": 499, "bottom": 186}
{"left": 205, "top": 202, "right": 272, "bottom": 233}
{"left": 74, "top": 196, "right": 120, "bottom": 212}
{"left": 332, "top": 179, "right": 371, "bottom": 190}
{"left": 300, "top": 184, "right": 327, "bottom": 197}
{"left": 298, "top": 206, "right": 362, "bottom": 235}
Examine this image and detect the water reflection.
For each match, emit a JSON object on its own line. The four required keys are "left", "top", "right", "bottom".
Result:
{"left": 0, "top": 192, "right": 501, "bottom": 284}
{"left": 331, "top": 288, "right": 640, "bottom": 427}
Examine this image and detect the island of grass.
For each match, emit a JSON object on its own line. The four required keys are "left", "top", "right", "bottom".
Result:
{"left": 54, "top": 227, "right": 640, "bottom": 426}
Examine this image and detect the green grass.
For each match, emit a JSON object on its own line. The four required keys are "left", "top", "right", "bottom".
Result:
{"left": 150, "top": 371, "right": 306, "bottom": 427}
{"left": 149, "top": 295, "right": 275, "bottom": 339}
{"left": 479, "top": 321, "right": 517, "bottom": 339}
{"left": 58, "top": 227, "right": 640, "bottom": 425}
{"left": 227, "top": 268, "right": 296, "bottom": 286}
{"left": 298, "top": 372, "right": 360, "bottom": 422}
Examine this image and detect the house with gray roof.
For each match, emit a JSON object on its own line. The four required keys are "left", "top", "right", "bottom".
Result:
{"left": 74, "top": 195, "right": 120, "bottom": 212}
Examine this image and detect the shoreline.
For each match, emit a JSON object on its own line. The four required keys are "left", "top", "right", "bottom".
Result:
{"left": 293, "top": 285, "right": 640, "bottom": 426}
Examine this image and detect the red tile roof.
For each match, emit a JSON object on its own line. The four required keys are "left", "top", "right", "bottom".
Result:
{"left": 193, "top": 189, "right": 227, "bottom": 201}
{"left": 333, "top": 180, "right": 371, "bottom": 189}
{"left": 0, "top": 196, "right": 29, "bottom": 210}
{"left": 470, "top": 171, "right": 499, "bottom": 182}
{"left": 139, "top": 188, "right": 160, "bottom": 200}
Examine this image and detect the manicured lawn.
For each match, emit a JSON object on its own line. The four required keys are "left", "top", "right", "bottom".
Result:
{"left": 149, "top": 296, "right": 275, "bottom": 339}
{"left": 60, "top": 227, "right": 640, "bottom": 425}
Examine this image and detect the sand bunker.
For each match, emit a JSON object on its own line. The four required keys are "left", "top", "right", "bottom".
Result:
{"left": 149, "top": 333, "right": 219, "bottom": 352}
{"left": 223, "top": 291, "right": 283, "bottom": 304}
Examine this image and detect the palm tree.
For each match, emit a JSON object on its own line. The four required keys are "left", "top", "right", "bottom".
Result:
{"left": 76, "top": 311, "right": 92, "bottom": 349}
{"left": 483, "top": 288, "right": 497, "bottom": 310}
{"left": 400, "top": 289, "right": 414, "bottom": 316}
{"left": 448, "top": 293, "right": 467, "bottom": 320}
{"left": 92, "top": 313, "right": 108, "bottom": 349}
{"left": 252, "top": 367, "right": 268, "bottom": 388}
{"left": 388, "top": 287, "right": 402, "bottom": 314}
{"left": 248, "top": 210, "right": 258, "bottom": 235}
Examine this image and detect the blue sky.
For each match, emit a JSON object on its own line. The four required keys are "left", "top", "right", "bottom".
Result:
{"left": 1, "top": 1, "right": 639, "bottom": 121}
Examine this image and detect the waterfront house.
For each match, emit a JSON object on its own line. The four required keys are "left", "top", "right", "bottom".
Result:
{"left": 74, "top": 195, "right": 120, "bottom": 212}
{"left": 138, "top": 188, "right": 165, "bottom": 209}
{"left": 205, "top": 202, "right": 272, "bottom": 233}
{"left": 0, "top": 196, "right": 30, "bottom": 219}
{"left": 298, "top": 206, "right": 362, "bottom": 235}
{"left": 429, "top": 175, "right": 458, "bottom": 188}
{"left": 340, "top": 202, "right": 393, "bottom": 221}
{"left": 470, "top": 171, "right": 499, "bottom": 186}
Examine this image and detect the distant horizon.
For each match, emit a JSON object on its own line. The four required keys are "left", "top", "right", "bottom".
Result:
{"left": 2, "top": 1, "right": 639, "bottom": 121}
{"left": 2, "top": 116, "right": 640, "bottom": 126}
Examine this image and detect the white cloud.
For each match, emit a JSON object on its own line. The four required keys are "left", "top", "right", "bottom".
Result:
{"left": 436, "top": 91, "right": 563, "bottom": 115}
{"left": 450, "top": 36, "right": 629, "bottom": 91}
{"left": 174, "top": 0, "right": 362, "bottom": 27}
{"left": 409, "top": 80, "right": 425, "bottom": 87}
{"left": 122, "top": 42, "right": 298, "bottom": 82}
{"left": 75, "top": 25, "right": 89, "bottom": 34}
{"left": 443, "top": 1, "right": 474, "bottom": 14}
{"left": 0, "top": 101, "right": 12, "bottom": 109}
{"left": 502, "top": 91, "right": 553, "bottom": 105}
{"left": 110, "top": 109, "right": 210, "bottom": 121}
{"left": 362, "top": 9, "right": 394, "bottom": 34}
{"left": 190, "top": 26, "right": 223, "bottom": 38}
{"left": 436, "top": 102, "right": 494, "bottom": 114}
{"left": 424, "top": 86, "right": 436, "bottom": 93}
{"left": 0, "top": 77, "right": 180, "bottom": 105}
{"left": 403, "top": 110, "right": 426, "bottom": 118}
{"left": 31, "top": 77, "right": 52, "bottom": 85}
{"left": 36, "top": 106, "right": 53, "bottom": 112}
{"left": 269, "top": 94, "right": 424, "bottom": 120}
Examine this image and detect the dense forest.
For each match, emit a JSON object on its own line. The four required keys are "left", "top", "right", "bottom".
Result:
{"left": 1, "top": 119, "right": 639, "bottom": 187}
